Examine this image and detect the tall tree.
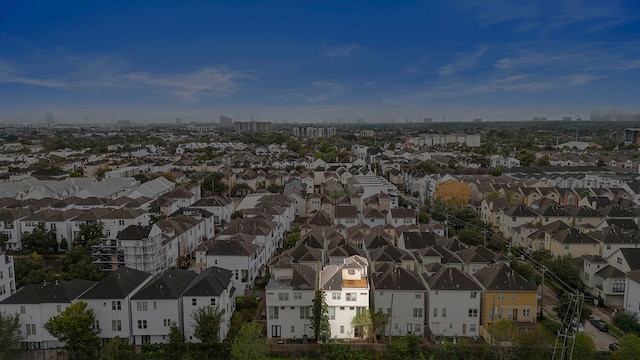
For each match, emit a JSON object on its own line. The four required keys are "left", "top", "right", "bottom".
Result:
{"left": 192, "top": 305, "right": 224, "bottom": 345}
{"left": 513, "top": 325, "right": 549, "bottom": 360}
{"left": 231, "top": 321, "right": 267, "bottom": 360}
{"left": 571, "top": 333, "right": 596, "bottom": 360}
{"left": 201, "top": 172, "right": 228, "bottom": 195}
{"left": 44, "top": 301, "right": 100, "bottom": 360}
{"left": 14, "top": 252, "right": 55, "bottom": 288}
{"left": 0, "top": 311, "right": 23, "bottom": 358}
{"left": 0, "top": 232, "right": 8, "bottom": 251}
{"left": 311, "top": 289, "right": 330, "bottom": 342}
{"left": 351, "top": 309, "right": 373, "bottom": 341}
{"left": 21, "top": 223, "right": 58, "bottom": 254}
{"left": 371, "top": 310, "right": 390, "bottom": 343}
{"left": 491, "top": 319, "right": 517, "bottom": 360}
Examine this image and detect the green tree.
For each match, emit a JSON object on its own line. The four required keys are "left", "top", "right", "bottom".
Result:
{"left": 0, "top": 311, "right": 24, "bottom": 358}
{"left": 614, "top": 334, "right": 640, "bottom": 360}
{"left": 553, "top": 293, "right": 592, "bottom": 326}
{"left": 571, "top": 333, "right": 596, "bottom": 360}
{"left": 491, "top": 319, "right": 517, "bottom": 360}
{"left": 285, "top": 225, "right": 301, "bottom": 249}
{"left": 534, "top": 155, "right": 551, "bottom": 167}
{"left": 311, "top": 289, "right": 330, "bottom": 342}
{"left": 99, "top": 337, "right": 136, "bottom": 360}
{"left": 21, "top": 222, "right": 58, "bottom": 254}
{"left": 0, "top": 232, "right": 8, "bottom": 251}
{"left": 230, "top": 321, "right": 267, "bottom": 360}
{"left": 371, "top": 310, "right": 390, "bottom": 342}
{"left": 76, "top": 221, "right": 104, "bottom": 248}
{"left": 513, "top": 325, "right": 549, "bottom": 360}
{"left": 544, "top": 254, "right": 582, "bottom": 290}
{"left": 517, "top": 150, "right": 536, "bottom": 166}
{"left": 14, "top": 252, "right": 55, "bottom": 288}
{"left": 192, "top": 305, "right": 224, "bottom": 345}
{"left": 201, "top": 172, "right": 228, "bottom": 195}
{"left": 612, "top": 311, "right": 640, "bottom": 335}
{"left": 44, "top": 301, "right": 100, "bottom": 360}
{"left": 351, "top": 309, "right": 373, "bottom": 341}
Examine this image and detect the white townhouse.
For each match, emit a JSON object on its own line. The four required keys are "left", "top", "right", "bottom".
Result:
{"left": 191, "top": 196, "right": 235, "bottom": 225}
{"left": 624, "top": 269, "right": 640, "bottom": 317}
{"left": 201, "top": 237, "right": 261, "bottom": 296}
{"left": 78, "top": 267, "right": 152, "bottom": 345}
{"left": 0, "top": 252, "right": 16, "bottom": 301}
{"left": 371, "top": 266, "right": 427, "bottom": 337}
{"left": 266, "top": 263, "right": 317, "bottom": 339}
{"left": 182, "top": 266, "right": 235, "bottom": 342}
{"left": 19, "top": 209, "right": 80, "bottom": 249}
{"left": 0, "top": 208, "right": 30, "bottom": 251}
{"left": 218, "top": 217, "right": 281, "bottom": 261}
{"left": 0, "top": 279, "right": 97, "bottom": 349}
{"left": 321, "top": 256, "right": 370, "bottom": 339}
{"left": 99, "top": 208, "right": 150, "bottom": 240}
{"left": 130, "top": 269, "right": 198, "bottom": 345}
{"left": 424, "top": 267, "right": 482, "bottom": 340}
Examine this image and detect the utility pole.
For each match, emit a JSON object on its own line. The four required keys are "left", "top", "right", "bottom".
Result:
{"left": 445, "top": 213, "right": 449, "bottom": 240}
{"left": 388, "top": 293, "right": 394, "bottom": 341}
{"left": 491, "top": 294, "right": 496, "bottom": 345}
{"left": 483, "top": 229, "right": 487, "bottom": 247}
{"left": 539, "top": 266, "right": 546, "bottom": 319}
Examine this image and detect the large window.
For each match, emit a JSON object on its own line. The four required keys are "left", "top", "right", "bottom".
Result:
{"left": 413, "top": 308, "right": 423, "bottom": 318}
{"left": 328, "top": 307, "right": 336, "bottom": 320}
{"left": 345, "top": 293, "right": 357, "bottom": 301}
{"left": 268, "top": 307, "right": 279, "bottom": 320}
{"left": 300, "top": 306, "right": 310, "bottom": 320}
{"left": 278, "top": 293, "right": 289, "bottom": 301}
{"left": 468, "top": 309, "right": 478, "bottom": 317}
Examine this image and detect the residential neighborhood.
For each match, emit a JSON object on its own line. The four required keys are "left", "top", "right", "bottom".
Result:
{"left": 1, "top": 121, "right": 640, "bottom": 358}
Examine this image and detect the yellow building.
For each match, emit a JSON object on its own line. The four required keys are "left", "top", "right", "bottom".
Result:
{"left": 473, "top": 263, "right": 538, "bottom": 341}
{"left": 434, "top": 178, "right": 471, "bottom": 207}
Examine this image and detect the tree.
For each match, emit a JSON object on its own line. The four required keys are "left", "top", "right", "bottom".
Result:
{"left": 201, "top": 172, "right": 228, "bottom": 195}
{"left": 285, "top": 225, "right": 301, "bottom": 249}
{"left": 371, "top": 310, "right": 390, "bottom": 342}
{"left": 14, "top": 252, "right": 55, "bottom": 288}
{"left": 230, "top": 321, "right": 267, "bottom": 360}
{"left": 44, "top": 301, "right": 100, "bottom": 360}
{"left": 99, "top": 337, "right": 136, "bottom": 360}
{"left": 491, "top": 319, "right": 517, "bottom": 360}
{"left": 553, "top": 293, "right": 592, "bottom": 326}
{"left": 0, "top": 232, "right": 8, "bottom": 251}
{"left": 513, "top": 325, "right": 549, "bottom": 360}
{"left": 351, "top": 309, "right": 373, "bottom": 341}
{"left": 192, "top": 305, "right": 224, "bottom": 345}
{"left": 517, "top": 150, "right": 535, "bottom": 166}
{"left": 0, "top": 311, "right": 23, "bottom": 358}
{"left": 76, "top": 221, "right": 105, "bottom": 248}
{"left": 544, "top": 254, "right": 582, "bottom": 290}
{"left": 311, "top": 289, "right": 330, "bottom": 342}
{"left": 21, "top": 223, "right": 58, "bottom": 254}
{"left": 612, "top": 311, "right": 640, "bottom": 335}
{"left": 614, "top": 334, "right": 640, "bottom": 360}
{"left": 571, "top": 333, "right": 596, "bottom": 360}
{"left": 534, "top": 155, "right": 551, "bottom": 167}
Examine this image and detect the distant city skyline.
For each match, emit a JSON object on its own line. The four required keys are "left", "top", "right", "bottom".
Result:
{"left": 1, "top": 1, "right": 640, "bottom": 123}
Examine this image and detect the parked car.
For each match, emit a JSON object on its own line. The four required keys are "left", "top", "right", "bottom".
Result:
{"left": 609, "top": 343, "right": 622, "bottom": 351}
{"left": 590, "top": 319, "right": 608, "bottom": 332}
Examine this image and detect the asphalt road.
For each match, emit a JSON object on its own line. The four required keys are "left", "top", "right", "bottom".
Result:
{"left": 584, "top": 320, "right": 618, "bottom": 352}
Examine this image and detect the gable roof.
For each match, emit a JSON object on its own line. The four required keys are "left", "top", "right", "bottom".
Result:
{"left": 182, "top": 266, "right": 233, "bottom": 297}
{"left": 1, "top": 279, "right": 96, "bottom": 304}
{"left": 80, "top": 267, "right": 150, "bottom": 300}
{"left": 131, "top": 269, "right": 198, "bottom": 300}
{"left": 426, "top": 267, "right": 482, "bottom": 291}
{"left": 372, "top": 267, "right": 426, "bottom": 291}
{"left": 473, "top": 263, "right": 536, "bottom": 292}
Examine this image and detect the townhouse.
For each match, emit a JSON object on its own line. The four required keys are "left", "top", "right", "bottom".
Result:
{"left": 0, "top": 252, "right": 16, "bottom": 301}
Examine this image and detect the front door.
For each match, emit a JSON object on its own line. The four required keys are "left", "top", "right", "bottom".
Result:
{"left": 271, "top": 325, "right": 281, "bottom": 338}
{"left": 462, "top": 324, "right": 466, "bottom": 335}
{"left": 513, "top": 309, "right": 518, "bottom": 321}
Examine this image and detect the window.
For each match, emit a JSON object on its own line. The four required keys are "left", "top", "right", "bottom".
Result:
{"left": 468, "top": 309, "right": 478, "bottom": 317}
{"left": 268, "top": 307, "right": 279, "bottom": 320}
{"left": 442, "top": 308, "right": 447, "bottom": 317}
{"left": 340, "top": 326, "right": 344, "bottom": 334}
{"left": 413, "top": 308, "right": 423, "bottom": 318}
{"left": 332, "top": 292, "right": 341, "bottom": 300}
{"left": 498, "top": 294, "right": 504, "bottom": 300}
{"left": 279, "top": 293, "right": 289, "bottom": 301}
{"left": 470, "top": 291, "right": 477, "bottom": 299}
{"left": 112, "top": 320, "right": 122, "bottom": 331}
{"left": 57, "top": 305, "right": 62, "bottom": 313}
{"left": 606, "top": 244, "right": 612, "bottom": 250}
{"left": 93, "top": 320, "right": 100, "bottom": 330}
{"left": 470, "top": 324, "right": 476, "bottom": 332}
{"left": 522, "top": 309, "right": 530, "bottom": 317}
{"left": 613, "top": 282, "right": 625, "bottom": 293}
{"left": 20, "top": 306, "right": 25, "bottom": 314}
{"left": 192, "top": 298, "right": 197, "bottom": 306}
{"left": 415, "top": 292, "right": 422, "bottom": 299}
{"left": 564, "top": 244, "right": 570, "bottom": 250}
{"left": 291, "top": 326, "right": 295, "bottom": 333}
{"left": 512, "top": 294, "right": 516, "bottom": 300}
{"left": 433, "top": 308, "right": 438, "bottom": 317}
{"left": 210, "top": 298, "right": 216, "bottom": 306}
{"left": 346, "top": 293, "right": 357, "bottom": 301}
{"left": 137, "top": 320, "right": 147, "bottom": 329}
{"left": 153, "top": 301, "right": 157, "bottom": 310}
{"left": 300, "top": 307, "right": 310, "bottom": 320}
{"left": 163, "top": 319, "right": 172, "bottom": 326}
{"left": 617, "top": 257, "right": 623, "bottom": 265}
{"left": 112, "top": 300, "right": 121, "bottom": 310}
{"left": 26, "top": 324, "right": 36, "bottom": 336}
{"left": 294, "top": 292, "right": 302, "bottom": 300}
{"left": 119, "top": 220, "right": 125, "bottom": 226}
{"left": 137, "top": 301, "right": 148, "bottom": 311}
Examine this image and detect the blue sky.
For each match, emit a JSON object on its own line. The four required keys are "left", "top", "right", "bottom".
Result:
{"left": 1, "top": 0, "right": 639, "bottom": 123}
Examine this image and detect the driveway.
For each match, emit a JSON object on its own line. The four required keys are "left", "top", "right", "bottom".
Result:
{"left": 584, "top": 321, "right": 618, "bottom": 352}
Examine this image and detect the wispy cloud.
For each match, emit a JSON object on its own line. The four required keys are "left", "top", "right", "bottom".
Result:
{"left": 0, "top": 53, "right": 251, "bottom": 101}
{"left": 438, "top": 46, "right": 489, "bottom": 76}
{"left": 320, "top": 42, "right": 362, "bottom": 58}
{"left": 289, "top": 80, "right": 348, "bottom": 103}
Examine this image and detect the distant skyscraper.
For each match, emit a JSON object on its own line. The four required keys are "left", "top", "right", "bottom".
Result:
{"left": 219, "top": 115, "right": 233, "bottom": 128}
{"left": 45, "top": 112, "right": 55, "bottom": 125}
